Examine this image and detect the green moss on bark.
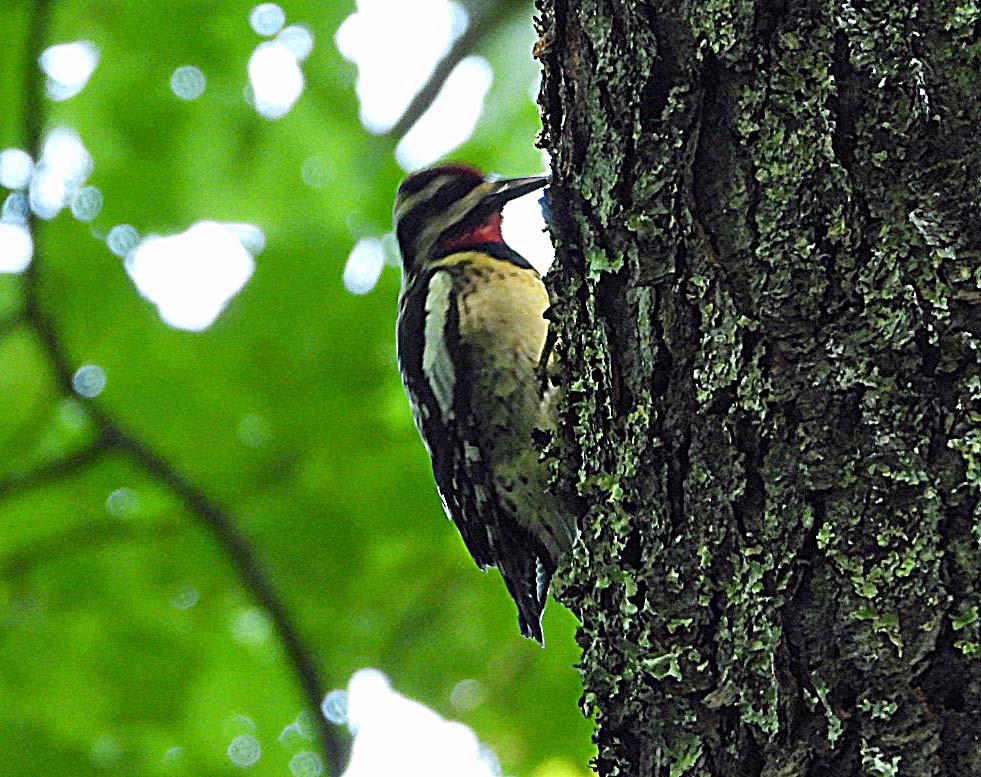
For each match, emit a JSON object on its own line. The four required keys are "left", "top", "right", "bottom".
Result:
{"left": 537, "top": 0, "right": 981, "bottom": 774}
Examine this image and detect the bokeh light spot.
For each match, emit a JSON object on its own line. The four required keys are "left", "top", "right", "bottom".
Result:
{"left": 90, "top": 734, "right": 121, "bottom": 769}
{"left": 228, "top": 714, "right": 257, "bottom": 734}
{"left": 237, "top": 414, "right": 272, "bottom": 447}
{"left": 42, "top": 127, "right": 94, "bottom": 182}
{"left": 227, "top": 734, "right": 261, "bottom": 768}
{"left": 222, "top": 222, "right": 267, "bottom": 255}
{"left": 0, "top": 223, "right": 33, "bottom": 273}
{"left": 72, "top": 364, "right": 107, "bottom": 398}
{"left": 301, "top": 156, "right": 328, "bottom": 189}
{"left": 248, "top": 41, "right": 304, "bottom": 119}
{"left": 290, "top": 751, "right": 324, "bottom": 777}
{"left": 449, "top": 679, "right": 485, "bottom": 712}
{"left": 107, "top": 224, "right": 140, "bottom": 257}
{"left": 0, "top": 148, "right": 34, "bottom": 189}
{"left": 124, "top": 221, "right": 256, "bottom": 331}
{"left": 106, "top": 487, "right": 139, "bottom": 518}
{"left": 58, "top": 398, "right": 91, "bottom": 430}
{"left": 2, "top": 192, "right": 30, "bottom": 224}
{"left": 277, "top": 25, "right": 315, "bottom": 61}
{"left": 29, "top": 127, "right": 94, "bottom": 220}
{"left": 279, "top": 711, "right": 316, "bottom": 745}
{"left": 342, "top": 668, "right": 502, "bottom": 776}
{"left": 170, "top": 66, "right": 206, "bottom": 100}
{"left": 250, "top": 3, "right": 286, "bottom": 36}
{"left": 231, "top": 607, "right": 273, "bottom": 647}
{"left": 169, "top": 584, "right": 200, "bottom": 610}
{"left": 71, "top": 185, "right": 103, "bottom": 222}
{"left": 320, "top": 690, "right": 349, "bottom": 725}
{"left": 163, "top": 747, "right": 184, "bottom": 767}
{"left": 39, "top": 41, "right": 100, "bottom": 100}
{"left": 28, "top": 167, "right": 68, "bottom": 220}
{"left": 343, "top": 238, "right": 386, "bottom": 295}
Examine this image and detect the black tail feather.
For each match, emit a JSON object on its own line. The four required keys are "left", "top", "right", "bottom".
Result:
{"left": 500, "top": 553, "right": 553, "bottom": 646}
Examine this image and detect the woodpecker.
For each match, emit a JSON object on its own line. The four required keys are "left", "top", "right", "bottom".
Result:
{"left": 394, "top": 164, "right": 576, "bottom": 644}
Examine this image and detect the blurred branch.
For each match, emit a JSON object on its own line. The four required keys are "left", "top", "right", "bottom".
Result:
{"left": 22, "top": 0, "right": 50, "bottom": 156}
{"left": 106, "top": 425, "right": 348, "bottom": 774}
{"left": 0, "top": 438, "right": 111, "bottom": 502}
{"left": 0, "top": 311, "right": 26, "bottom": 339}
{"left": 23, "top": 223, "right": 350, "bottom": 777}
{"left": 385, "top": 0, "right": 526, "bottom": 142}
{"left": 16, "top": 4, "right": 347, "bottom": 773}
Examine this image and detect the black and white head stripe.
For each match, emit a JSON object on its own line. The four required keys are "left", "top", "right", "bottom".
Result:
{"left": 394, "top": 167, "right": 489, "bottom": 269}
{"left": 393, "top": 165, "right": 548, "bottom": 272}
{"left": 394, "top": 164, "right": 483, "bottom": 201}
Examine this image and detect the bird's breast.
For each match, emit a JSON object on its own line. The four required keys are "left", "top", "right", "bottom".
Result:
{"left": 450, "top": 254, "right": 549, "bottom": 364}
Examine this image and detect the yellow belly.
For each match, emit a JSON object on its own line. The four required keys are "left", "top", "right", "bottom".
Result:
{"left": 441, "top": 251, "right": 550, "bottom": 364}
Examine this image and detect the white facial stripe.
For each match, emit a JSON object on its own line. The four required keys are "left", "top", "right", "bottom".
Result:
{"left": 393, "top": 175, "right": 454, "bottom": 226}
{"left": 416, "top": 181, "right": 496, "bottom": 253}
{"left": 422, "top": 271, "right": 456, "bottom": 420}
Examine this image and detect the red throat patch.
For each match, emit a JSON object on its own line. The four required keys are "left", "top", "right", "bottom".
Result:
{"left": 438, "top": 212, "right": 504, "bottom": 253}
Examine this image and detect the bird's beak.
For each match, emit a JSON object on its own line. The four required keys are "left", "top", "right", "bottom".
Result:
{"left": 485, "top": 174, "right": 549, "bottom": 207}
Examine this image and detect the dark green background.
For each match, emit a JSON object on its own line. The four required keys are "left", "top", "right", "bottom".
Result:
{"left": 0, "top": 2, "right": 593, "bottom": 774}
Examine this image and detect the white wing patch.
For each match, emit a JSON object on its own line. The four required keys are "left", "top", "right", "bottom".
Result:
{"left": 422, "top": 271, "right": 456, "bottom": 420}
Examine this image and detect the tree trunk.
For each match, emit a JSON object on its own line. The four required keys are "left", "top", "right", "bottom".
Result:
{"left": 535, "top": 1, "right": 981, "bottom": 775}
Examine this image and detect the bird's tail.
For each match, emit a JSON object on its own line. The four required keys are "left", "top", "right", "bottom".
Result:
{"left": 499, "top": 553, "right": 553, "bottom": 646}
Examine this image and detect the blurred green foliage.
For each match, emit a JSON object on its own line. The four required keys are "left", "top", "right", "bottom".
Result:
{"left": 0, "top": 1, "right": 593, "bottom": 775}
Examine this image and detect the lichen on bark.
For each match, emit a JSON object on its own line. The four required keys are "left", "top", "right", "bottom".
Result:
{"left": 536, "top": 1, "right": 981, "bottom": 775}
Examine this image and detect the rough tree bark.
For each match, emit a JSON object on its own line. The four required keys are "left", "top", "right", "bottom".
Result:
{"left": 535, "top": 1, "right": 981, "bottom": 775}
